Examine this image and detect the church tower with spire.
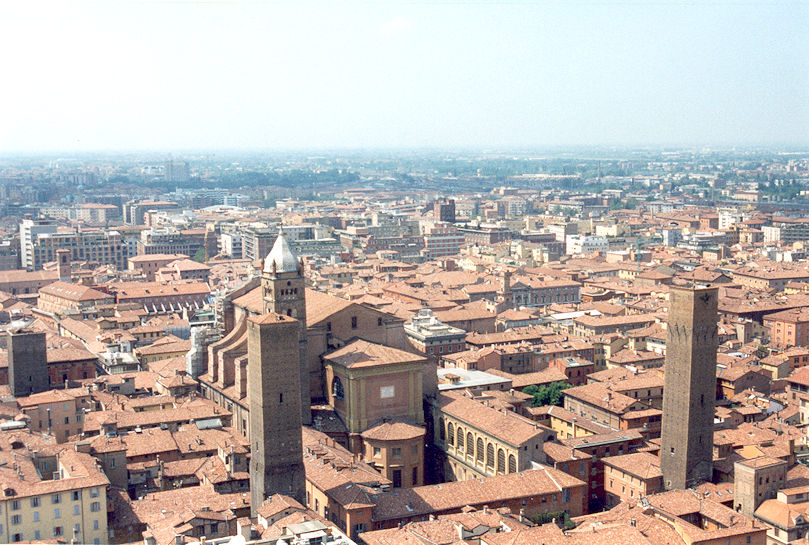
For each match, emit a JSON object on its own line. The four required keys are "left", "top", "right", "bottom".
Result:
{"left": 262, "top": 231, "right": 311, "bottom": 424}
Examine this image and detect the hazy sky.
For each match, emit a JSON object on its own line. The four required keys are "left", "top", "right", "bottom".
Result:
{"left": 1, "top": 1, "right": 807, "bottom": 151}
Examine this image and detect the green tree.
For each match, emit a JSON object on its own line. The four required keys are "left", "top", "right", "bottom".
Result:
{"left": 193, "top": 248, "right": 206, "bottom": 263}
{"left": 523, "top": 381, "right": 571, "bottom": 407}
{"left": 528, "top": 510, "right": 576, "bottom": 530}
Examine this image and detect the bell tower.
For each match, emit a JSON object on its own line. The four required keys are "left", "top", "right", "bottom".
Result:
{"left": 262, "top": 232, "right": 311, "bottom": 424}
{"left": 262, "top": 233, "right": 306, "bottom": 321}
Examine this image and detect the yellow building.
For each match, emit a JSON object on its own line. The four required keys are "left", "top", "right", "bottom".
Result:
{"left": 589, "top": 334, "right": 626, "bottom": 369}
{"left": 16, "top": 388, "right": 93, "bottom": 443}
{"left": 323, "top": 339, "right": 425, "bottom": 452}
{"left": 433, "top": 390, "right": 554, "bottom": 481}
{"left": 529, "top": 405, "right": 607, "bottom": 439}
{"left": 0, "top": 445, "right": 109, "bottom": 544}
{"left": 133, "top": 335, "right": 191, "bottom": 365}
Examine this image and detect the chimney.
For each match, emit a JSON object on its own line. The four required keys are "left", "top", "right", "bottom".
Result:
{"left": 789, "top": 438, "right": 797, "bottom": 467}
{"left": 238, "top": 518, "right": 252, "bottom": 540}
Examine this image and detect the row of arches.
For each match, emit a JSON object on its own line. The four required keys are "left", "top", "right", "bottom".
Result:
{"left": 511, "top": 291, "right": 577, "bottom": 306}
{"left": 439, "top": 417, "right": 517, "bottom": 475}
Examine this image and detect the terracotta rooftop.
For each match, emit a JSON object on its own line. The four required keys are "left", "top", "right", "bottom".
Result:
{"left": 324, "top": 338, "right": 425, "bottom": 368}
{"left": 39, "top": 281, "right": 112, "bottom": 302}
{"left": 602, "top": 452, "right": 661, "bottom": 480}
{"left": 361, "top": 419, "right": 426, "bottom": 442}
{"left": 563, "top": 382, "right": 643, "bottom": 414}
{"left": 436, "top": 391, "right": 547, "bottom": 446}
{"left": 248, "top": 313, "right": 297, "bottom": 325}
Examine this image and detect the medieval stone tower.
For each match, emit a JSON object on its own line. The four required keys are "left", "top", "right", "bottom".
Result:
{"left": 661, "top": 285, "right": 718, "bottom": 490}
{"left": 247, "top": 313, "right": 306, "bottom": 514}
{"left": 262, "top": 232, "right": 311, "bottom": 425}
{"left": 8, "top": 329, "right": 48, "bottom": 397}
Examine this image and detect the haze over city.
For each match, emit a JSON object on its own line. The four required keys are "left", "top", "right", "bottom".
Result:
{"left": 3, "top": 2, "right": 809, "bottom": 545}
{"left": 1, "top": 0, "right": 807, "bottom": 152}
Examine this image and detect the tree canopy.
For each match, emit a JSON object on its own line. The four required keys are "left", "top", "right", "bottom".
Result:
{"left": 522, "top": 381, "right": 571, "bottom": 407}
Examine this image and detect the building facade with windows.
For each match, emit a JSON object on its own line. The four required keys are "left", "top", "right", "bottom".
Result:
{"left": 360, "top": 419, "right": 425, "bottom": 488}
{"left": 403, "top": 308, "right": 467, "bottom": 356}
{"left": 323, "top": 339, "right": 425, "bottom": 441}
{"left": 432, "top": 390, "right": 554, "bottom": 482}
{"left": 0, "top": 446, "right": 109, "bottom": 544}
{"left": 21, "top": 223, "right": 125, "bottom": 271}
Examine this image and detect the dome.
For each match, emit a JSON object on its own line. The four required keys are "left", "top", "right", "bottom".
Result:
{"left": 263, "top": 233, "right": 299, "bottom": 273}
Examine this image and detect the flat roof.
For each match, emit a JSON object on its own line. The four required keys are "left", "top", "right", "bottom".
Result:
{"left": 437, "top": 368, "right": 511, "bottom": 390}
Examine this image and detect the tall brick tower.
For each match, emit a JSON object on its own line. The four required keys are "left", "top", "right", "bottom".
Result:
{"left": 661, "top": 285, "right": 718, "bottom": 490}
{"left": 8, "top": 329, "right": 48, "bottom": 397}
{"left": 262, "top": 232, "right": 311, "bottom": 424}
{"left": 247, "top": 313, "right": 306, "bottom": 515}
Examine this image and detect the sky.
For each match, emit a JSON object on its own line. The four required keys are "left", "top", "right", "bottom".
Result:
{"left": 0, "top": 0, "right": 807, "bottom": 152}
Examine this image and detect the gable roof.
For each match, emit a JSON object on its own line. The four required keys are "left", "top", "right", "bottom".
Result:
{"left": 324, "top": 338, "right": 425, "bottom": 368}
{"left": 39, "top": 281, "right": 112, "bottom": 302}
{"left": 233, "top": 286, "right": 387, "bottom": 328}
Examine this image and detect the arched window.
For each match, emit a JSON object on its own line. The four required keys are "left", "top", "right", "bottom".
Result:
{"left": 486, "top": 443, "right": 494, "bottom": 468}
{"left": 438, "top": 418, "right": 445, "bottom": 441}
{"left": 476, "top": 438, "right": 484, "bottom": 462}
{"left": 497, "top": 449, "right": 506, "bottom": 474}
{"left": 331, "top": 377, "right": 344, "bottom": 400}
{"left": 508, "top": 454, "right": 517, "bottom": 473}
{"left": 456, "top": 427, "right": 464, "bottom": 452}
{"left": 447, "top": 423, "right": 455, "bottom": 446}
{"left": 466, "top": 433, "right": 474, "bottom": 456}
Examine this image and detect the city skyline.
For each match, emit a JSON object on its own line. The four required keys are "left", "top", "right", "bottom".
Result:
{"left": 0, "top": 138, "right": 808, "bottom": 544}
